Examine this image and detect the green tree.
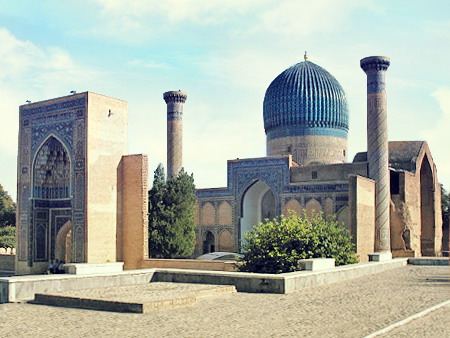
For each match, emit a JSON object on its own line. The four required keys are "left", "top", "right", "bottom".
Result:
{"left": 239, "top": 211, "right": 358, "bottom": 274}
{"left": 442, "top": 185, "right": 449, "bottom": 225}
{"left": 0, "top": 184, "right": 16, "bottom": 227}
{"left": 0, "top": 225, "right": 15, "bottom": 249}
{"left": 148, "top": 164, "right": 197, "bottom": 258}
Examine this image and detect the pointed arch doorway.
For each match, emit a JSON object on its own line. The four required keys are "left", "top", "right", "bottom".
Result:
{"left": 203, "top": 231, "right": 215, "bottom": 254}
{"left": 240, "top": 180, "right": 275, "bottom": 250}
{"left": 31, "top": 136, "right": 72, "bottom": 264}
{"left": 55, "top": 220, "right": 72, "bottom": 262}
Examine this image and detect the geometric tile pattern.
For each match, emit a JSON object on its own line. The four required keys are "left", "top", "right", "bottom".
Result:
{"left": 196, "top": 156, "right": 351, "bottom": 253}
{"left": 18, "top": 95, "right": 87, "bottom": 265}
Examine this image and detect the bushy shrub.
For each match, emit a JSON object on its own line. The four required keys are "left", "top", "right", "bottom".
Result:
{"left": 0, "top": 225, "right": 15, "bottom": 249}
{"left": 238, "top": 211, "right": 358, "bottom": 274}
{"left": 0, "top": 184, "right": 16, "bottom": 227}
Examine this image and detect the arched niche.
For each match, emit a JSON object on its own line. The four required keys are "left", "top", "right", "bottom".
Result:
{"left": 324, "top": 198, "right": 334, "bottom": 217}
{"left": 284, "top": 198, "right": 302, "bottom": 216}
{"left": 33, "top": 136, "right": 71, "bottom": 199}
{"left": 201, "top": 202, "right": 215, "bottom": 226}
{"left": 218, "top": 201, "right": 232, "bottom": 225}
{"left": 305, "top": 198, "right": 322, "bottom": 219}
{"left": 337, "top": 206, "right": 350, "bottom": 230}
{"left": 240, "top": 180, "right": 275, "bottom": 248}
{"left": 218, "top": 230, "right": 233, "bottom": 252}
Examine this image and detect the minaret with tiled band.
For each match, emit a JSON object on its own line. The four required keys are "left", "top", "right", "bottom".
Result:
{"left": 360, "top": 56, "right": 391, "bottom": 254}
{"left": 164, "top": 90, "right": 187, "bottom": 178}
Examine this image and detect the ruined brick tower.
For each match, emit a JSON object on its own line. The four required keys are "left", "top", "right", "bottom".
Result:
{"left": 163, "top": 91, "right": 187, "bottom": 178}
{"left": 360, "top": 56, "right": 391, "bottom": 254}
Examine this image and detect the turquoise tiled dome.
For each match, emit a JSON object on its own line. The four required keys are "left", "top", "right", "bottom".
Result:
{"left": 263, "top": 60, "right": 349, "bottom": 141}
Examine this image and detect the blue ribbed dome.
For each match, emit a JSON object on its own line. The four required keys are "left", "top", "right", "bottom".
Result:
{"left": 263, "top": 60, "right": 349, "bottom": 140}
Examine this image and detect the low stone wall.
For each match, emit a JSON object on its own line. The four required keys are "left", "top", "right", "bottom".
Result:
{"left": 154, "top": 259, "right": 408, "bottom": 294}
{"left": 0, "top": 254, "right": 15, "bottom": 271}
{"left": 0, "top": 269, "right": 156, "bottom": 303}
{"left": 140, "top": 259, "right": 237, "bottom": 272}
{"left": 1, "top": 259, "right": 409, "bottom": 302}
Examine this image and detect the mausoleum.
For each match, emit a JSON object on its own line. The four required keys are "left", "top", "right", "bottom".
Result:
{"left": 14, "top": 55, "right": 443, "bottom": 274}
{"left": 193, "top": 56, "right": 442, "bottom": 261}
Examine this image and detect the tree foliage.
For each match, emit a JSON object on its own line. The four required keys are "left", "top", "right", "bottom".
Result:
{"left": 148, "top": 164, "right": 197, "bottom": 258}
{"left": 442, "top": 185, "right": 450, "bottom": 226}
{"left": 238, "top": 211, "right": 358, "bottom": 274}
{"left": 0, "top": 184, "right": 16, "bottom": 228}
{"left": 0, "top": 225, "right": 15, "bottom": 249}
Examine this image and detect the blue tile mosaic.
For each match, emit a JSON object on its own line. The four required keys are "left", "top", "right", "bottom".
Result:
{"left": 263, "top": 61, "right": 349, "bottom": 138}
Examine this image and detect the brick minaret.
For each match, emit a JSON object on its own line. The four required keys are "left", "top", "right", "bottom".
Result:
{"left": 163, "top": 91, "right": 187, "bottom": 178}
{"left": 360, "top": 56, "right": 391, "bottom": 254}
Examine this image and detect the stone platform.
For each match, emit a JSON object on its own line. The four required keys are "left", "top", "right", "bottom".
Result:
{"left": 0, "top": 269, "right": 156, "bottom": 303}
{"left": 33, "top": 282, "right": 236, "bottom": 313}
{"left": 1, "top": 258, "right": 408, "bottom": 303}
{"left": 154, "top": 258, "right": 408, "bottom": 293}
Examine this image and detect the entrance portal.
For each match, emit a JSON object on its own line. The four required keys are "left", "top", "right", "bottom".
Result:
{"left": 32, "top": 136, "right": 72, "bottom": 264}
{"left": 240, "top": 181, "right": 275, "bottom": 249}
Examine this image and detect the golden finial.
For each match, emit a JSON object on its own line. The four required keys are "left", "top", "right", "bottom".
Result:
{"left": 304, "top": 51, "right": 308, "bottom": 61}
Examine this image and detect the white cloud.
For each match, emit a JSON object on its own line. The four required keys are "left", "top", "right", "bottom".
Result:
{"left": 0, "top": 28, "right": 98, "bottom": 94}
{"left": 422, "top": 87, "right": 450, "bottom": 190}
{"left": 89, "top": 0, "right": 375, "bottom": 43}
{"left": 0, "top": 28, "right": 98, "bottom": 130}
{"left": 0, "top": 28, "right": 101, "bottom": 199}
{"left": 202, "top": 49, "right": 289, "bottom": 89}
{"left": 258, "top": 0, "right": 377, "bottom": 37}
{"left": 90, "top": 0, "right": 265, "bottom": 41}
{"left": 93, "top": 0, "right": 263, "bottom": 24}
{"left": 0, "top": 29, "right": 42, "bottom": 80}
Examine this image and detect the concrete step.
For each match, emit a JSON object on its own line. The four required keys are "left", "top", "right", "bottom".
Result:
{"left": 33, "top": 282, "right": 236, "bottom": 313}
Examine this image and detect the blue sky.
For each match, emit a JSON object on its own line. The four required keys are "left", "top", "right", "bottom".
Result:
{"left": 1, "top": 0, "right": 449, "bottom": 200}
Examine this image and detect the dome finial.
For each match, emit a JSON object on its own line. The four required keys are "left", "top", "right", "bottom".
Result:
{"left": 304, "top": 51, "right": 308, "bottom": 61}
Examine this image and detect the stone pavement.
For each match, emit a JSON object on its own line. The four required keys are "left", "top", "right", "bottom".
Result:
{"left": 378, "top": 304, "right": 450, "bottom": 338}
{"left": 0, "top": 265, "right": 449, "bottom": 337}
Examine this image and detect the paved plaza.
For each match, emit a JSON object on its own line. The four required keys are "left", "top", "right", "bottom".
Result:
{"left": 1, "top": 265, "right": 449, "bottom": 337}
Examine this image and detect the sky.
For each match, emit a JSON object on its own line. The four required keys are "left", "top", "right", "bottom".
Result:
{"left": 0, "top": 0, "right": 449, "bottom": 201}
